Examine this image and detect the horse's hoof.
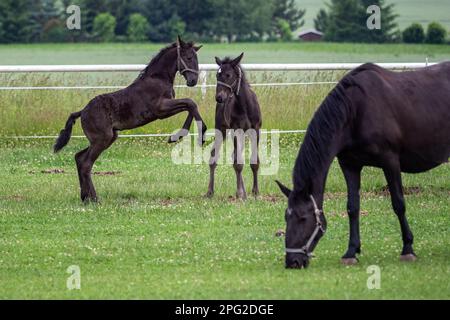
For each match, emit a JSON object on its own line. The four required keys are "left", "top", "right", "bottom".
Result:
{"left": 168, "top": 135, "right": 182, "bottom": 143}
{"left": 205, "top": 192, "right": 214, "bottom": 199}
{"left": 341, "top": 258, "right": 358, "bottom": 266}
{"left": 400, "top": 254, "right": 417, "bottom": 262}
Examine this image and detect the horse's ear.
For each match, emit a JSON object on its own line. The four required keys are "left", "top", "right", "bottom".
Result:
{"left": 231, "top": 52, "right": 244, "bottom": 66}
{"left": 275, "top": 180, "right": 291, "bottom": 198}
{"left": 177, "top": 35, "right": 186, "bottom": 47}
{"left": 194, "top": 45, "right": 203, "bottom": 52}
{"left": 215, "top": 56, "right": 222, "bottom": 66}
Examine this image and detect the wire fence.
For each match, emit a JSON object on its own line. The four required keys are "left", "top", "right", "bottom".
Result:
{"left": 0, "top": 61, "right": 434, "bottom": 139}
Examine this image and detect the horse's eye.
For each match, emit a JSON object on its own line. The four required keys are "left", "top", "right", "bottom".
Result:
{"left": 226, "top": 74, "right": 231, "bottom": 78}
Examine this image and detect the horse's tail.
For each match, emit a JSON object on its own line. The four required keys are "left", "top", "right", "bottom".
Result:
{"left": 53, "top": 111, "right": 82, "bottom": 153}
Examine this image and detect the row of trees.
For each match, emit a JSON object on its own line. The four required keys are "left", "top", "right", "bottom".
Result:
{"left": 0, "top": 0, "right": 448, "bottom": 44}
{"left": 313, "top": 0, "right": 447, "bottom": 44}
{"left": 0, "top": 0, "right": 305, "bottom": 43}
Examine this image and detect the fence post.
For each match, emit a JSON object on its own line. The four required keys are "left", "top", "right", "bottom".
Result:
{"left": 200, "top": 70, "right": 207, "bottom": 99}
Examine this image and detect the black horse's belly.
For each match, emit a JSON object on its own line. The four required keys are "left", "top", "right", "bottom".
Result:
{"left": 399, "top": 149, "right": 449, "bottom": 173}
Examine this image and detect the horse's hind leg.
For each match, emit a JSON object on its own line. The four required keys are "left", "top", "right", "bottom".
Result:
{"left": 76, "top": 128, "right": 117, "bottom": 203}
{"left": 383, "top": 160, "right": 416, "bottom": 261}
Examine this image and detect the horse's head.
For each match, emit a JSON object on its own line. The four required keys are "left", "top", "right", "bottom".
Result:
{"left": 275, "top": 180, "right": 327, "bottom": 269}
{"left": 214, "top": 53, "right": 244, "bottom": 103}
{"left": 176, "top": 35, "right": 202, "bottom": 87}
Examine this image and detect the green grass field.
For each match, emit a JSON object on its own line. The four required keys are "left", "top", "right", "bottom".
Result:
{"left": 0, "top": 43, "right": 449, "bottom": 299}
{"left": 299, "top": 0, "right": 450, "bottom": 30}
{"left": 0, "top": 137, "right": 448, "bottom": 299}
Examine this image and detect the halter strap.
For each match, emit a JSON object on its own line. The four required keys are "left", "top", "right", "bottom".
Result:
{"left": 216, "top": 66, "right": 242, "bottom": 96}
{"left": 177, "top": 42, "right": 199, "bottom": 76}
{"left": 285, "top": 195, "right": 325, "bottom": 257}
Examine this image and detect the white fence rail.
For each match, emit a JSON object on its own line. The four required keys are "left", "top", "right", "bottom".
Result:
{"left": 0, "top": 62, "right": 435, "bottom": 73}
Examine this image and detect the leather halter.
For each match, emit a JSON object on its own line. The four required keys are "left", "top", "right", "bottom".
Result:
{"left": 285, "top": 195, "right": 325, "bottom": 257}
{"left": 217, "top": 66, "right": 242, "bottom": 96}
{"left": 177, "top": 42, "right": 199, "bottom": 75}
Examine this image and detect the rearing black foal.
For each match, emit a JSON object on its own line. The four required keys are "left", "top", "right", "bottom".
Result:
{"left": 54, "top": 36, "right": 206, "bottom": 202}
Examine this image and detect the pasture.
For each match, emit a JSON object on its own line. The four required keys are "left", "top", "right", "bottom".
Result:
{"left": 0, "top": 42, "right": 449, "bottom": 299}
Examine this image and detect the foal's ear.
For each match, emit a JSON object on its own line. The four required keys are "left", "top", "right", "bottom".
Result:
{"left": 231, "top": 52, "right": 244, "bottom": 66}
{"left": 215, "top": 56, "right": 222, "bottom": 66}
{"left": 194, "top": 45, "right": 203, "bottom": 52}
{"left": 275, "top": 180, "right": 292, "bottom": 198}
{"left": 177, "top": 35, "right": 186, "bottom": 47}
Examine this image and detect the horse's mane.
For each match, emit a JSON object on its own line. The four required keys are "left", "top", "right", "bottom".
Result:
{"left": 137, "top": 41, "right": 194, "bottom": 79}
{"left": 292, "top": 65, "right": 372, "bottom": 191}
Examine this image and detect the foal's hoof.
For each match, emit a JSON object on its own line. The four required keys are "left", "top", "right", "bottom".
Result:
{"left": 168, "top": 129, "right": 189, "bottom": 143}
{"left": 205, "top": 191, "right": 214, "bottom": 198}
{"left": 400, "top": 254, "right": 417, "bottom": 262}
{"left": 341, "top": 258, "right": 359, "bottom": 266}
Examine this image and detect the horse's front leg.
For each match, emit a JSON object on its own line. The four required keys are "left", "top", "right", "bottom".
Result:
{"left": 250, "top": 129, "right": 260, "bottom": 197}
{"left": 339, "top": 159, "right": 362, "bottom": 265}
{"left": 233, "top": 134, "right": 247, "bottom": 200}
{"left": 206, "top": 129, "right": 225, "bottom": 198}
{"left": 157, "top": 98, "right": 207, "bottom": 146}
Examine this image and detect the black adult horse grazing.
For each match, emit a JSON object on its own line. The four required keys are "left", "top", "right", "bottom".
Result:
{"left": 206, "top": 54, "right": 262, "bottom": 199}
{"left": 54, "top": 37, "right": 206, "bottom": 202}
{"left": 276, "top": 62, "right": 450, "bottom": 269}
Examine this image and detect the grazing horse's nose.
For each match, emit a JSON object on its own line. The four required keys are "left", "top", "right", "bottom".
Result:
{"left": 285, "top": 254, "right": 309, "bottom": 269}
{"left": 187, "top": 79, "right": 197, "bottom": 87}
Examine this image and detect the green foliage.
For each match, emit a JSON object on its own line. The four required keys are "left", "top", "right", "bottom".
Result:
{"left": 0, "top": 0, "right": 33, "bottom": 43}
{"left": 425, "top": 22, "right": 447, "bottom": 44}
{"left": 93, "top": 12, "right": 117, "bottom": 42}
{"left": 402, "top": 23, "right": 425, "bottom": 43}
{"left": 127, "top": 13, "right": 150, "bottom": 42}
{"left": 318, "top": 0, "right": 399, "bottom": 43}
{"left": 275, "top": 19, "right": 293, "bottom": 42}
{"left": 314, "top": 9, "right": 328, "bottom": 32}
{"left": 271, "top": 0, "right": 305, "bottom": 39}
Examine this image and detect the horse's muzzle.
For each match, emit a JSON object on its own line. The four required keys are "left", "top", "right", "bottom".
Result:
{"left": 187, "top": 79, "right": 197, "bottom": 87}
{"left": 285, "top": 253, "right": 310, "bottom": 269}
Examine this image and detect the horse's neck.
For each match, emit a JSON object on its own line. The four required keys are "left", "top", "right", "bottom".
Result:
{"left": 144, "top": 49, "right": 178, "bottom": 86}
{"left": 235, "top": 83, "right": 251, "bottom": 110}
{"left": 295, "top": 130, "right": 346, "bottom": 209}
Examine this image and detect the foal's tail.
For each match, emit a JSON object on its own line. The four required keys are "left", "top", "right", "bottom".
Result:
{"left": 53, "top": 111, "right": 82, "bottom": 153}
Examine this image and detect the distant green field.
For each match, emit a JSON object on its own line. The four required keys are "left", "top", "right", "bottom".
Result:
{"left": 299, "top": 0, "right": 450, "bottom": 31}
{"left": 0, "top": 42, "right": 448, "bottom": 65}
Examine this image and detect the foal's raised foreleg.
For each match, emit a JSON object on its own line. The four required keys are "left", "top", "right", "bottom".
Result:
{"left": 383, "top": 162, "right": 416, "bottom": 261}
{"left": 206, "top": 129, "right": 225, "bottom": 198}
{"left": 157, "top": 98, "right": 207, "bottom": 146}
{"left": 339, "top": 159, "right": 362, "bottom": 265}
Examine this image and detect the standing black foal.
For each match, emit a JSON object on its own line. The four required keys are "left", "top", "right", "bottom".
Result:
{"left": 54, "top": 36, "right": 206, "bottom": 202}
{"left": 206, "top": 54, "right": 262, "bottom": 199}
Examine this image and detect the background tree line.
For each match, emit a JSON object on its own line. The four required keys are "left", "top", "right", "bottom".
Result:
{"left": 0, "top": 0, "right": 305, "bottom": 43}
{"left": 0, "top": 0, "right": 447, "bottom": 44}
